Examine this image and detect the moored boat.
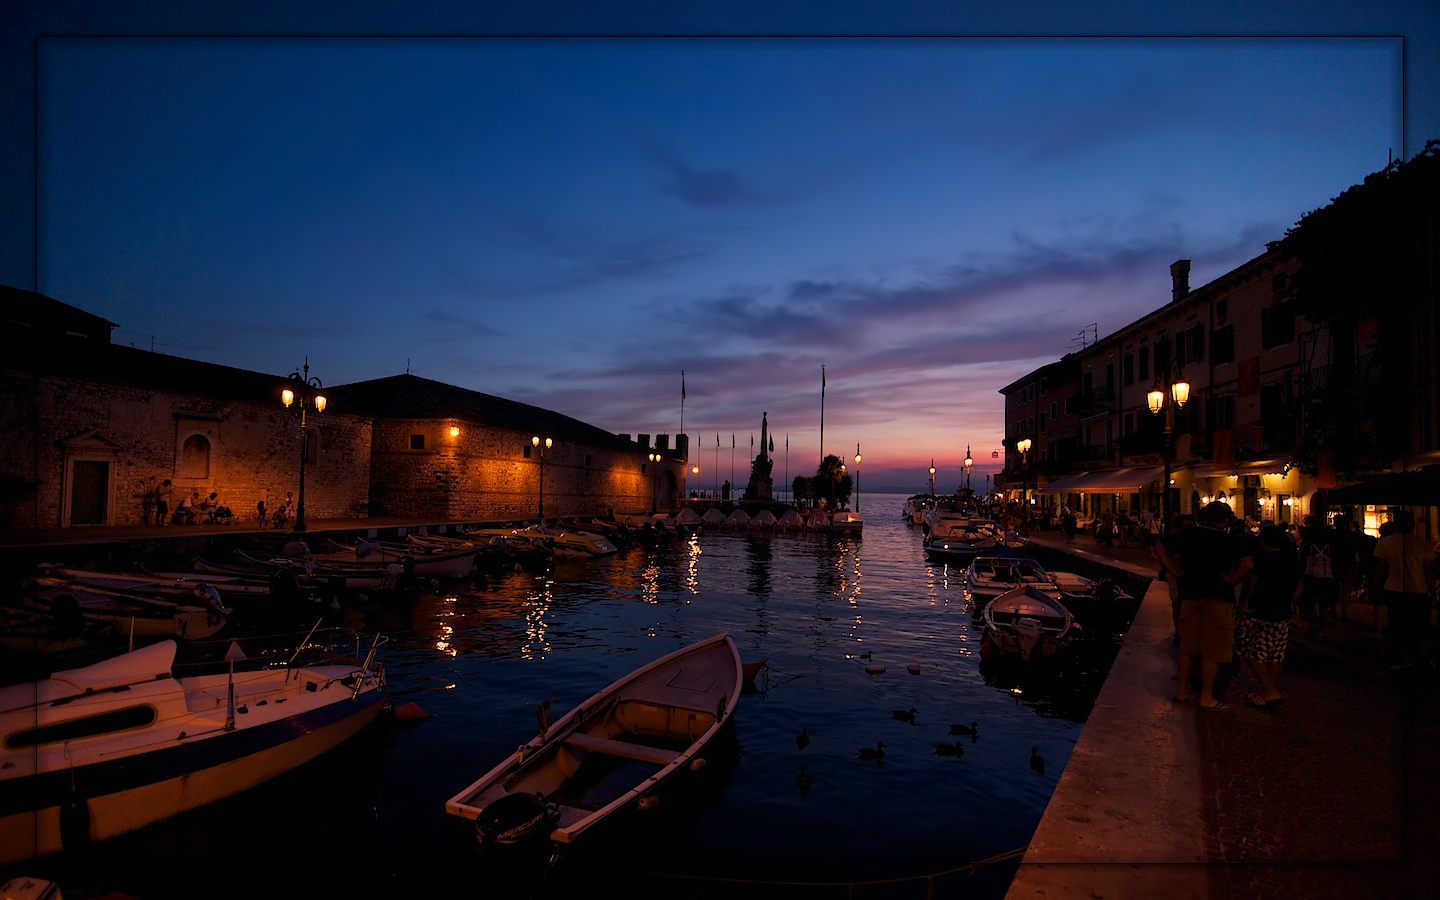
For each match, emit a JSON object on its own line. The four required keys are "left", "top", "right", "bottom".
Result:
{"left": 981, "top": 584, "right": 1080, "bottom": 661}
{"left": 963, "top": 554, "right": 1062, "bottom": 606}
{"left": 922, "top": 520, "right": 998, "bottom": 565}
{"left": 0, "top": 627, "right": 389, "bottom": 865}
{"left": 445, "top": 632, "right": 743, "bottom": 850}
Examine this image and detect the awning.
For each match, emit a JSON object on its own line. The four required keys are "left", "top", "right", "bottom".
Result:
{"left": 1192, "top": 459, "right": 1292, "bottom": 478}
{"left": 1324, "top": 466, "right": 1440, "bottom": 506}
{"left": 1038, "top": 466, "right": 1166, "bottom": 495}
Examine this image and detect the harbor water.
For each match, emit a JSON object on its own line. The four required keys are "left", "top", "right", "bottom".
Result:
{"left": 11, "top": 494, "right": 1147, "bottom": 899}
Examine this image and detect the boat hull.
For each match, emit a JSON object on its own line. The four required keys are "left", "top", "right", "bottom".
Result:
{"left": 446, "top": 633, "right": 742, "bottom": 848}
{"left": 0, "top": 635, "right": 388, "bottom": 865}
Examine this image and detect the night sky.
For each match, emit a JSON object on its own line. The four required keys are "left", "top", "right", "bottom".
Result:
{"left": 4, "top": 2, "right": 1437, "bottom": 491}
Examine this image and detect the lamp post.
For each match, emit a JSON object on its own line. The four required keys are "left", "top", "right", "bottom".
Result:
{"left": 964, "top": 445, "right": 973, "bottom": 495}
{"left": 649, "top": 452, "right": 662, "bottom": 514}
{"left": 532, "top": 436, "right": 552, "bottom": 522}
{"left": 280, "top": 359, "right": 326, "bottom": 532}
{"left": 690, "top": 465, "right": 700, "bottom": 502}
{"left": 1016, "top": 437, "right": 1032, "bottom": 536}
{"left": 854, "top": 444, "right": 861, "bottom": 512}
{"left": 929, "top": 459, "right": 936, "bottom": 496}
{"left": 1147, "top": 366, "right": 1191, "bottom": 529}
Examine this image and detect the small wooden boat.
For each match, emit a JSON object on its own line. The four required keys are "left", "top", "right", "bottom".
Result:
{"left": 981, "top": 584, "right": 1080, "bottom": 661}
{"left": 445, "top": 632, "right": 743, "bottom": 849}
{"left": 1048, "top": 572, "right": 1133, "bottom": 629}
{"left": 0, "top": 627, "right": 389, "bottom": 865}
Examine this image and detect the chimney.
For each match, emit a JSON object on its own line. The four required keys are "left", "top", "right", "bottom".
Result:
{"left": 1170, "top": 259, "right": 1191, "bottom": 303}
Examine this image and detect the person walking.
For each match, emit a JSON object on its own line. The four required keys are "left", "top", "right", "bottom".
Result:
{"left": 154, "top": 478, "right": 172, "bottom": 525}
{"left": 1371, "top": 510, "right": 1438, "bottom": 671}
{"left": 1236, "top": 524, "right": 1303, "bottom": 708}
{"left": 1156, "top": 501, "right": 1252, "bottom": 711}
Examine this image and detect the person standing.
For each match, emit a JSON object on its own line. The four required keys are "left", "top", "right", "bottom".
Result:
{"left": 1371, "top": 510, "right": 1438, "bottom": 671}
{"left": 1156, "top": 501, "right": 1252, "bottom": 711}
{"left": 153, "top": 479, "right": 173, "bottom": 525}
{"left": 1236, "top": 525, "right": 1303, "bottom": 707}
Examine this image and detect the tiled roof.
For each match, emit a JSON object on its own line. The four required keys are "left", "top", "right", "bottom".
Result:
{"left": 324, "top": 374, "right": 638, "bottom": 450}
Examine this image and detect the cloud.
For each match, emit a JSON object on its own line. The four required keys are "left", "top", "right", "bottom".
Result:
{"left": 647, "top": 137, "right": 767, "bottom": 208}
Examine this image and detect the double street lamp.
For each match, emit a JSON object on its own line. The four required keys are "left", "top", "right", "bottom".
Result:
{"left": 1147, "top": 366, "right": 1191, "bottom": 529}
{"left": 280, "top": 359, "right": 326, "bottom": 532}
{"left": 532, "top": 436, "right": 552, "bottom": 522}
{"left": 1016, "top": 437, "right": 1032, "bottom": 536}
{"left": 648, "top": 452, "right": 662, "bottom": 514}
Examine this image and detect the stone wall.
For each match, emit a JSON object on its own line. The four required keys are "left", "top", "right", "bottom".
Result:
{"left": 0, "top": 371, "right": 372, "bottom": 529}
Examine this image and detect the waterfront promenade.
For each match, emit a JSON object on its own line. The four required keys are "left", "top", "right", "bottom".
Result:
{"left": 1008, "top": 527, "right": 1439, "bottom": 899}
{"left": 4, "top": 516, "right": 1437, "bottom": 899}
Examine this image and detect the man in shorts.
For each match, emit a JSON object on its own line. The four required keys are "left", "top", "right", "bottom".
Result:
{"left": 1156, "top": 500, "right": 1253, "bottom": 711}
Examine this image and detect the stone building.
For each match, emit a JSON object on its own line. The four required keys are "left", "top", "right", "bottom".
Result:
{"left": 0, "top": 286, "right": 688, "bottom": 532}
{"left": 999, "top": 146, "right": 1440, "bottom": 536}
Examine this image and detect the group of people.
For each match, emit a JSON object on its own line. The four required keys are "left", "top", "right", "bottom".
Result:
{"left": 147, "top": 480, "right": 293, "bottom": 529}
{"left": 1154, "top": 501, "right": 1438, "bottom": 711}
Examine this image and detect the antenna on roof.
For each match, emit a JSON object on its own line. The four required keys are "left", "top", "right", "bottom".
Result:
{"left": 1070, "top": 324, "right": 1098, "bottom": 352}
{"left": 407, "top": 358, "right": 411, "bottom": 374}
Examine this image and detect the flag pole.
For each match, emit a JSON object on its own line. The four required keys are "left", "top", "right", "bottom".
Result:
{"left": 819, "top": 365, "right": 826, "bottom": 466}
{"left": 680, "top": 370, "right": 685, "bottom": 448}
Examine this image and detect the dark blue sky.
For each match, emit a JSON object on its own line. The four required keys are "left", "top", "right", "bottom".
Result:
{"left": 4, "top": 2, "right": 1437, "bottom": 491}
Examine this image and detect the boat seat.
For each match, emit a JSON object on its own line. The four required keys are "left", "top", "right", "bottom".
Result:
{"left": 562, "top": 732, "right": 681, "bottom": 765}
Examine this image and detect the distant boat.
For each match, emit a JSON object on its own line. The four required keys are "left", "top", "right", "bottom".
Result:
{"left": 749, "top": 509, "right": 778, "bottom": 528}
{"left": 830, "top": 509, "right": 863, "bottom": 533}
{"left": 922, "top": 520, "right": 998, "bottom": 565}
{"left": 445, "top": 633, "right": 743, "bottom": 850}
{"left": 902, "top": 494, "right": 936, "bottom": 525}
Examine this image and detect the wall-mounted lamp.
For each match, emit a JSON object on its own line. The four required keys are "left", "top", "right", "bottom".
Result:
{"left": 449, "top": 425, "right": 461, "bottom": 438}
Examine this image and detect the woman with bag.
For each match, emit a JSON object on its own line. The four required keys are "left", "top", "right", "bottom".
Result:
{"left": 1237, "top": 525, "right": 1302, "bottom": 708}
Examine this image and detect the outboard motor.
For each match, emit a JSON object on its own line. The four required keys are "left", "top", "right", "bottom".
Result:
{"left": 475, "top": 792, "right": 555, "bottom": 847}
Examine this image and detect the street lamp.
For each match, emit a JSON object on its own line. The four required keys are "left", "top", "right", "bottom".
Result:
{"left": 690, "top": 465, "right": 700, "bottom": 501}
{"left": 854, "top": 444, "right": 862, "bottom": 512}
{"left": 280, "top": 359, "right": 326, "bottom": 532}
{"left": 964, "top": 445, "right": 973, "bottom": 494}
{"left": 1016, "top": 437, "right": 1032, "bottom": 536}
{"left": 648, "top": 452, "right": 662, "bottom": 514}
{"left": 532, "top": 436, "right": 552, "bottom": 522}
{"left": 929, "top": 459, "right": 936, "bottom": 496}
{"left": 1147, "top": 366, "right": 1191, "bottom": 529}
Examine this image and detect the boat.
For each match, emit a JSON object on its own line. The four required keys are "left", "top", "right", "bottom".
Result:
{"left": 445, "top": 632, "right": 743, "bottom": 850}
{"left": 700, "top": 508, "right": 727, "bottom": 527}
{"left": 830, "top": 509, "right": 864, "bottom": 533}
{"left": 749, "top": 509, "right": 777, "bottom": 528}
{"left": 922, "top": 519, "right": 998, "bottom": 565}
{"left": 0, "top": 601, "right": 115, "bottom": 656}
{"left": 902, "top": 493, "right": 936, "bottom": 525}
{"left": 23, "top": 573, "right": 230, "bottom": 643}
{"left": 1048, "top": 571, "right": 1133, "bottom": 629}
{"left": 310, "top": 539, "right": 479, "bottom": 580}
{"left": 0, "top": 626, "right": 389, "bottom": 865}
{"left": 963, "top": 554, "right": 1062, "bottom": 606}
{"left": 202, "top": 552, "right": 404, "bottom": 593}
{"left": 463, "top": 523, "right": 617, "bottom": 559}
{"left": 980, "top": 584, "right": 1080, "bottom": 660}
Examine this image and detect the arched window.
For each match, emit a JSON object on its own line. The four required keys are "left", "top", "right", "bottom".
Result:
{"left": 179, "top": 434, "right": 211, "bottom": 479}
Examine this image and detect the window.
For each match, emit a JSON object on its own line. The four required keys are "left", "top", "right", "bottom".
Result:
{"left": 1174, "top": 332, "right": 1186, "bottom": 366}
{"left": 1261, "top": 306, "right": 1294, "bottom": 349}
{"left": 179, "top": 434, "right": 211, "bottom": 479}
{"left": 1049, "top": 401, "right": 1058, "bottom": 420}
{"left": 1039, "top": 377, "right": 1048, "bottom": 397}
{"left": 7, "top": 705, "right": 157, "bottom": 748}
{"left": 1064, "top": 395, "right": 1077, "bottom": 416}
{"left": 1123, "top": 352, "right": 1134, "bottom": 386}
{"left": 585, "top": 454, "right": 593, "bottom": 467}
{"left": 1038, "top": 412, "right": 1047, "bottom": 432}
{"left": 1187, "top": 325, "right": 1205, "bottom": 362}
{"left": 523, "top": 443, "right": 533, "bottom": 459}
{"left": 1212, "top": 325, "right": 1235, "bottom": 365}
{"left": 409, "top": 434, "right": 425, "bottom": 450}
{"left": 1154, "top": 334, "right": 1171, "bottom": 371}
{"left": 1138, "top": 345, "right": 1150, "bottom": 381}
{"left": 1211, "top": 393, "right": 1235, "bottom": 429}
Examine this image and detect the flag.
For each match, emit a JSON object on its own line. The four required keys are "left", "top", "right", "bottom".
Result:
{"left": 732, "top": 433, "right": 735, "bottom": 448}
{"left": 681, "top": 371, "right": 686, "bottom": 401}
{"left": 769, "top": 435, "right": 774, "bottom": 453}
{"left": 821, "top": 365, "right": 826, "bottom": 394}
{"left": 750, "top": 434, "right": 754, "bottom": 449}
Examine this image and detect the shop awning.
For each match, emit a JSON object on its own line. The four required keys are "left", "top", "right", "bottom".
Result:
{"left": 1191, "top": 458, "right": 1292, "bottom": 478}
{"left": 1038, "top": 466, "right": 1166, "bottom": 495}
{"left": 1324, "top": 466, "right": 1440, "bottom": 506}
